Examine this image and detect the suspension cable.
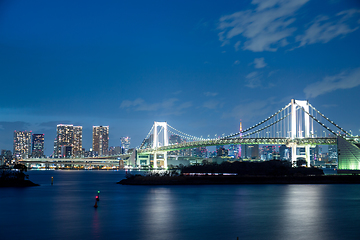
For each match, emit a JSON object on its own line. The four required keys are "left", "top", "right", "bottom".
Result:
{"left": 223, "top": 102, "right": 291, "bottom": 139}
{"left": 139, "top": 124, "right": 154, "bottom": 149}
{"left": 295, "top": 103, "right": 339, "bottom": 137}
{"left": 308, "top": 103, "right": 351, "bottom": 136}
{"left": 167, "top": 124, "right": 205, "bottom": 141}
{"left": 167, "top": 129, "right": 200, "bottom": 142}
{"left": 241, "top": 112, "right": 290, "bottom": 138}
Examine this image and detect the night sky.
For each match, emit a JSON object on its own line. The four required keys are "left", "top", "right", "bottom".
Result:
{"left": 1, "top": 0, "right": 360, "bottom": 156}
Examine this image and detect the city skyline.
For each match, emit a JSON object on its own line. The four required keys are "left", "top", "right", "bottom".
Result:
{"left": 1, "top": 0, "right": 360, "bottom": 155}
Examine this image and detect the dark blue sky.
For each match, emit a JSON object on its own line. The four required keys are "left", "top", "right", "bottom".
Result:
{"left": 1, "top": 0, "right": 360, "bottom": 155}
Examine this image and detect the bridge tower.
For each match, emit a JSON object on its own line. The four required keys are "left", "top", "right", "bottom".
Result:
{"left": 290, "top": 99, "right": 311, "bottom": 167}
{"left": 152, "top": 121, "right": 168, "bottom": 169}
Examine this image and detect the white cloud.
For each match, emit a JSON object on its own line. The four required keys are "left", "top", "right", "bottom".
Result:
{"left": 245, "top": 71, "right": 262, "bottom": 88}
{"left": 252, "top": 57, "right": 267, "bottom": 68}
{"left": 296, "top": 9, "right": 360, "bottom": 47}
{"left": 304, "top": 67, "right": 360, "bottom": 98}
{"left": 246, "top": 71, "right": 258, "bottom": 78}
{"left": 218, "top": 0, "right": 309, "bottom": 52}
{"left": 204, "top": 92, "right": 218, "bottom": 97}
{"left": 218, "top": 1, "right": 360, "bottom": 51}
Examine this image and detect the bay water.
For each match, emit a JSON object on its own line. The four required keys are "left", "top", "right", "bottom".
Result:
{"left": 1, "top": 170, "right": 360, "bottom": 240}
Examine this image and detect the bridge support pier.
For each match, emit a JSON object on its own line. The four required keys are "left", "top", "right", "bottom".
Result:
{"left": 290, "top": 99, "right": 311, "bottom": 167}
{"left": 290, "top": 144, "right": 311, "bottom": 167}
{"left": 291, "top": 144, "right": 297, "bottom": 167}
{"left": 305, "top": 145, "right": 311, "bottom": 167}
{"left": 152, "top": 151, "right": 167, "bottom": 169}
{"left": 153, "top": 152, "right": 157, "bottom": 168}
{"left": 164, "top": 151, "right": 167, "bottom": 169}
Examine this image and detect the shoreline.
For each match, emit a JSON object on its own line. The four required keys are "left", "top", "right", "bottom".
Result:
{"left": 0, "top": 179, "right": 40, "bottom": 187}
{"left": 118, "top": 175, "right": 360, "bottom": 185}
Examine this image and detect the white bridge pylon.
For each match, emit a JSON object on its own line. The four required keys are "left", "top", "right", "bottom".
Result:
{"left": 291, "top": 99, "right": 311, "bottom": 167}
{"left": 137, "top": 99, "right": 351, "bottom": 169}
{"left": 153, "top": 121, "right": 168, "bottom": 169}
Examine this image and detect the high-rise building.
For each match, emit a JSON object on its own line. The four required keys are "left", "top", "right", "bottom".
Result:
{"left": 53, "top": 138, "right": 57, "bottom": 158}
{"left": 121, "top": 136, "right": 131, "bottom": 154}
{"left": 13, "top": 131, "right": 32, "bottom": 160}
{"left": 54, "top": 124, "right": 83, "bottom": 158}
{"left": 93, "top": 126, "right": 109, "bottom": 156}
{"left": 55, "top": 124, "right": 73, "bottom": 158}
{"left": 242, "top": 144, "right": 259, "bottom": 160}
{"left": 73, "top": 126, "right": 83, "bottom": 158}
{"left": 32, "top": 134, "right": 44, "bottom": 158}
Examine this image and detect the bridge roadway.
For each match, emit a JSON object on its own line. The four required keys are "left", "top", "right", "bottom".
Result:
{"left": 20, "top": 137, "right": 358, "bottom": 164}
{"left": 137, "top": 137, "right": 338, "bottom": 154}
{"left": 20, "top": 158, "right": 121, "bottom": 167}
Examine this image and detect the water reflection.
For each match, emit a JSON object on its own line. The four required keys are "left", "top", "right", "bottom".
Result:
{"left": 141, "top": 188, "right": 178, "bottom": 240}
{"left": 278, "top": 185, "right": 330, "bottom": 240}
{"left": 92, "top": 209, "right": 102, "bottom": 240}
{"left": 2, "top": 171, "right": 360, "bottom": 240}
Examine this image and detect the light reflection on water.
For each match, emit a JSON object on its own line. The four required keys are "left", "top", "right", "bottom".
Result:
{"left": 278, "top": 185, "right": 327, "bottom": 240}
{"left": 1, "top": 170, "right": 360, "bottom": 240}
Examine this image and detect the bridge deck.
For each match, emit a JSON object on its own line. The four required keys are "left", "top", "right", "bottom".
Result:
{"left": 137, "top": 137, "right": 337, "bottom": 154}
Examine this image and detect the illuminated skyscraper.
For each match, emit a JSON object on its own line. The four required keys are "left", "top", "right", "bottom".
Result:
{"left": 13, "top": 131, "right": 32, "bottom": 160}
{"left": 93, "top": 126, "right": 109, "bottom": 156}
{"left": 73, "top": 126, "right": 83, "bottom": 158}
{"left": 55, "top": 124, "right": 74, "bottom": 158}
{"left": 54, "top": 124, "right": 83, "bottom": 158}
{"left": 32, "top": 134, "right": 44, "bottom": 158}
{"left": 121, "top": 136, "right": 131, "bottom": 154}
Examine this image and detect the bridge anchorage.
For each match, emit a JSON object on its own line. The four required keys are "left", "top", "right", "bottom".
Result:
{"left": 130, "top": 99, "right": 359, "bottom": 171}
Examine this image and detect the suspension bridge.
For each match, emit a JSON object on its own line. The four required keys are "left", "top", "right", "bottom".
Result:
{"left": 126, "top": 99, "right": 360, "bottom": 172}
{"left": 20, "top": 99, "right": 360, "bottom": 172}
